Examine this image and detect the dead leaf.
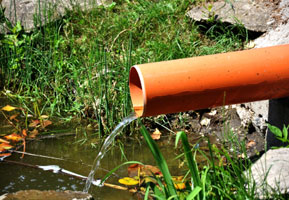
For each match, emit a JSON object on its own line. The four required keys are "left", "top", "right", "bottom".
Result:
{"left": 0, "top": 143, "right": 13, "bottom": 150}
{"left": 29, "top": 129, "right": 39, "bottom": 138}
{"left": 22, "top": 129, "right": 27, "bottom": 137}
{"left": 40, "top": 115, "right": 49, "bottom": 119}
{"left": 128, "top": 164, "right": 162, "bottom": 177}
{"left": 174, "top": 182, "right": 186, "bottom": 190}
{"left": 128, "top": 164, "right": 143, "bottom": 177}
{"left": 0, "top": 138, "right": 10, "bottom": 144}
{"left": 246, "top": 140, "right": 256, "bottom": 149}
{"left": 143, "top": 176, "right": 157, "bottom": 184}
{"left": 0, "top": 153, "right": 11, "bottom": 157}
{"left": 21, "top": 138, "right": 26, "bottom": 158}
{"left": 4, "top": 133, "right": 22, "bottom": 142}
{"left": 118, "top": 177, "right": 139, "bottom": 186}
{"left": 9, "top": 114, "right": 19, "bottom": 121}
{"left": 1, "top": 105, "right": 17, "bottom": 112}
{"left": 29, "top": 119, "right": 40, "bottom": 128}
{"left": 41, "top": 120, "right": 52, "bottom": 128}
{"left": 151, "top": 128, "right": 161, "bottom": 140}
{"left": 172, "top": 176, "right": 184, "bottom": 181}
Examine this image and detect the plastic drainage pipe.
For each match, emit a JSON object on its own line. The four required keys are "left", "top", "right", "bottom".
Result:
{"left": 129, "top": 44, "right": 289, "bottom": 117}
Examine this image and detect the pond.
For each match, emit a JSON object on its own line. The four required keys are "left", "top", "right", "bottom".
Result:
{"left": 0, "top": 129, "right": 184, "bottom": 199}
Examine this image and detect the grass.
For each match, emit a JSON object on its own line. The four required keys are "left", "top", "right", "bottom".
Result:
{"left": 1, "top": 0, "right": 247, "bottom": 134}
{"left": 138, "top": 126, "right": 288, "bottom": 200}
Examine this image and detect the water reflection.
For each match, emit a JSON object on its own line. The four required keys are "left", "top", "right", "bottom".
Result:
{"left": 0, "top": 132, "right": 181, "bottom": 199}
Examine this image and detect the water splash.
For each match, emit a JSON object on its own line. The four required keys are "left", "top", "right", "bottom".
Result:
{"left": 83, "top": 112, "right": 138, "bottom": 192}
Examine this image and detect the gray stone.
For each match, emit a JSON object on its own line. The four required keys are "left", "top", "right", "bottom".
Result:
{"left": 187, "top": 0, "right": 276, "bottom": 32}
{"left": 245, "top": 148, "right": 289, "bottom": 197}
{"left": 254, "top": 22, "right": 289, "bottom": 48}
{"left": 0, "top": 0, "right": 112, "bottom": 32}
{"left": 254, "top": 0, "right": 289, "bottom": 48}
{"left": 239, "top": 101, "right": 269, "bottom": 133}
{"left": 0, "top": 190, "right": 93, "bottom": 200}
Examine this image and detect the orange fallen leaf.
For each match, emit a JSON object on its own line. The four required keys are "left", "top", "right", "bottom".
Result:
{"left": 0, "top": 138, "right": 10, "bottom": 144}
{"left": 22, "top": 129, "right": 27, "bottom": 137}
{"left": 128, "top": 164, "right": 143, "bottom": 177}
{"left": 0, "top": 153, "right": 11, "bottom": 157}
{"left": 151, "top": 128, "right": 161, "bottom": 140}
{"left": 128, "top": 164, "right": 162, "bottom": 177}
{"left": 4, "top": 133, "right": 22, "bottom": 142}
{"left": 143, "top": 165, "right": 162, "bottom": 176}
{"left": 0, "top": 143, "right": 13, "bottom": 150}
{"left": 41, "top": 120, "right": 52, "bottom": 128}
{"left": 29, "top": 129, "right": 39, "bottom": 138}
{"left": 1, "top": 105, "right": 17, "bottom": 112}
{"left": 21, "top": 138, "right": 26, "bottom": 158}
{"left": 29, "top": 119, "right": 40, "bottom": 128}
{"left": 172, "top": 176, "right": 184, "bottom": 181}
{"left": 174, "top": 182, "right": 186, "bottom": 190}
{"left": 9, "top": 114, "right": 19, "bottom": 121}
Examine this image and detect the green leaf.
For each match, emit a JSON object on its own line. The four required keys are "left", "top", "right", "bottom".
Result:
{"left": 201, "top": 166, "right": 209, "bottom": 198}
{"left": 283, "top": 125, "right": 288, "bottom": 141}
{"left": 175, "top": 131, "right": 182, "bottom": 148}
{"left": 144, "top": 185, "right": 150, "bottom": 200}
{"left": 267, "top": 124, "right": 282, "bottom": 137}
{"left": 140, "top": 126, "right": 178, "bottom": 199}
{"left": 176, "top": 131, "right": 202, "bottom": 191}
{"left": 153, "top": 185, "right": 166, "bottom": 200}
{"left": 186, "top": 186, "right": 202, "bottom": 200}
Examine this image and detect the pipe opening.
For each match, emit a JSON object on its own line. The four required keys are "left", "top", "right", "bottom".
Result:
{"left": 129, "top": 66, "right": 145, "bottom": 117}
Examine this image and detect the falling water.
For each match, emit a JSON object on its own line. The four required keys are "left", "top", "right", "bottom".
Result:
{"left": 83, "top": 112, "right": 138, "bottom": 192}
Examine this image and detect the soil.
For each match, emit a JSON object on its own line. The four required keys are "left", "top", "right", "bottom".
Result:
{"left": 143, "top": 106, "right": 265, "bottom": 158}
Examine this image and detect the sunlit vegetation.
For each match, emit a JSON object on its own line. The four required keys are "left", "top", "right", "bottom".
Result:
{"left": 0, "top": 0, "right": 248, "bottom": 134}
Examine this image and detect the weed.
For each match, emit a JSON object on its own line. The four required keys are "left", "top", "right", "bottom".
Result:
{"left": 1, "top": 0, "right": 248, "bottom": 135}
{"left": 267, "top": 124, "right": 289, "bottom": 148}
{"left": 135, "top": 125, "right": 260, "bottom": 199}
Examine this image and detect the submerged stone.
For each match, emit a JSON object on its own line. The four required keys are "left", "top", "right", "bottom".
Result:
{"left": 0, "top": 190, "right": 93, "bottom": 200}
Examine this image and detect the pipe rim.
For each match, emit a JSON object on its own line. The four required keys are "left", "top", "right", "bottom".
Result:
{"left": 129, "top": 65, "right": 146, "bottom": 117}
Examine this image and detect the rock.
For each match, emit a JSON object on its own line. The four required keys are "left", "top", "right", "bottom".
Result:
{"left": 187, "top": 0, "right": 276, "bottom": 32}
{"left": 253, "top": 0, "right": 289, "bottom": 48}
{"left": 0, "top": 190, "right": 93, "bottom": 200}
{"left": 245, "top": 148, "right": 289, "bottom": 198}
{"left": 0, "top": 0, "right": 112, "bottom": 33}
{"left": 254, "top": 22, "right": 289, "bottom": 48}
{"left": 236, "top": 101, "right": 268, "bottom": 133}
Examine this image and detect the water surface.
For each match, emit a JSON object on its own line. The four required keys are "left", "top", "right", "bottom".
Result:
{"left": 0, "top": 131, "right": 181, "bottom": 199}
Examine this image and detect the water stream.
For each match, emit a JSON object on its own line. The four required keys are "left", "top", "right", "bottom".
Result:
{"left": 83, "top": 112, "right": 138, "bottom": 192}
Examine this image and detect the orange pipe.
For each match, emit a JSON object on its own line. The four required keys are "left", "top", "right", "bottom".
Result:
{"left": 129, "top": 44, "right": 289, "bottom": 117}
